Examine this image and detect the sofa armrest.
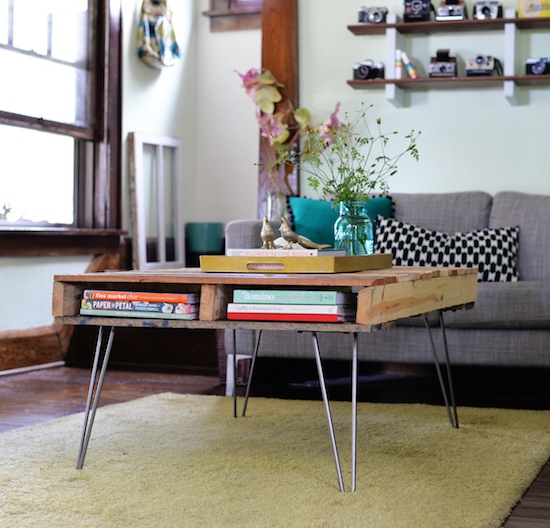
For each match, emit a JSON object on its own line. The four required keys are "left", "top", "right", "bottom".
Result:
{"left": 225, "top": 219, "right": 266, "bottom": 251}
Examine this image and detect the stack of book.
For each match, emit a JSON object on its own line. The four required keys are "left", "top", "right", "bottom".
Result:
{"left": 79, "top": 290, "right": 200, "bottom": 320}
{"left": 226, "top": 289, "right": 356, "bottom": 323}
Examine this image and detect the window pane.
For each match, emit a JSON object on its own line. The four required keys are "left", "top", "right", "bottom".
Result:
{"left": 0, "top": 0, "right": 9, "bottom": 45}
{"left": 0, "top": 0, "right": 92, "bottom": 126}
{"left": 0, "top": 125, "right": 75, "bottom": 225}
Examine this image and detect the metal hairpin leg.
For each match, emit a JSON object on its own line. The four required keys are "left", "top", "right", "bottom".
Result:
{"left": 76, "top": 326, "right": 116, "bottom": 469}
{"left": 242, "top": 330, "right": 263, "bottom": 417}
{"left": 312, "top": 332, "right": 345, "bottom": 492}
{"left": 232, "top": 329, "right": 237, "bottom": 418}
{"left": 423, "top": 312, "right": 459, "bottom": 429}
{"left": 350, "top": 332, "right": 358, "bottom": 492}
{"left": 239, "top": 329, "right": 358, "bottom": 491}
{"left": 312, "top": 331, "right": 359, "bottom": 492}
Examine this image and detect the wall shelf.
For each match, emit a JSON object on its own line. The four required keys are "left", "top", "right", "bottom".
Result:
{"left": 347, "top": 15, "right": 550, "bottom": 106}
{"left": 347, "top": 74, "right": 550, "bottom": 90}
{"left": 348, "top": 17, "right": 550, "bottom": 35}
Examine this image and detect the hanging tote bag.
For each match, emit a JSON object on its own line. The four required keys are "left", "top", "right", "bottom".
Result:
{"left": 137, "top": 0, "right": 180, "bottom": 69}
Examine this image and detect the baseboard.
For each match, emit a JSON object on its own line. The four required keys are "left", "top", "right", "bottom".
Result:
{"left": 0, "top": 360, "right": 66, "bottom": 377}
{"left": 0, "top": 326, "right": 64, "bottom": 372}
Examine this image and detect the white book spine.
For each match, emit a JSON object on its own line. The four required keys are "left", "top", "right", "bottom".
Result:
{"left": 401, "top": 51, "right": 418, "bottom": 79}
{"left": 395, "top": 49, "right": 403, "bottom": 79}
{"left": 226, "top": 248, "right": 345, "bottom": 257}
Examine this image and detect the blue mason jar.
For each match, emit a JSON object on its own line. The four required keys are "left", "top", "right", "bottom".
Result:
{"left": 333, "top": 201, "right": 374, "bottom": 255}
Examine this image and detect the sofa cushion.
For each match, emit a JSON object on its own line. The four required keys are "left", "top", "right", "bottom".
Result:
{"left": 443, "top": 281, "right": 550, "bottom": 329}
{"left": 288, "top": 196, "right": 393, "bottom": 247}
{"left": 375, "top": 217, "right": 519, "bottom": 282}
{"left": 391, "top": 191, "right": 492, "bottom": 233}
{"left": 490, "top": 191, "right": 550, "bottom": 281}
{"left": 225, "top": 219, "right": 264, "bottom": 250}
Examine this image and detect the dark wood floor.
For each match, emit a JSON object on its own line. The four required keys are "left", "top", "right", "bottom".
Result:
{"left": 0, "top": 362, "right": 548, "bottom": 527}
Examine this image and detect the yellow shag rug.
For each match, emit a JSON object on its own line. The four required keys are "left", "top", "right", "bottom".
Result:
{"left": 1, "top": 393, "right": 549, "bottom": 528}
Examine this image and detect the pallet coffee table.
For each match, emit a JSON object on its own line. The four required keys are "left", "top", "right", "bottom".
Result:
{"left": 52, "top": 266, "right": 477, "bottom": 492}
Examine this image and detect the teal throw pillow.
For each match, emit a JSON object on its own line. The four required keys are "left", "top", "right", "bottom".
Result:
{"left": 288, "top": 196, "right": 393, "bottom": 247}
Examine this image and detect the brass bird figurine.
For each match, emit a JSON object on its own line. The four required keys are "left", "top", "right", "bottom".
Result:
{"left": 278, "top": 216, "right": 331, "bottom": 249}
{"left": 260, "top": 216, "right": 277, "bottom": 249}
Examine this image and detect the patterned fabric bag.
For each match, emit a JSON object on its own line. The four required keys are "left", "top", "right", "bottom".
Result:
{"left": 137, "top": 0, "right": 180, "bottom": 69}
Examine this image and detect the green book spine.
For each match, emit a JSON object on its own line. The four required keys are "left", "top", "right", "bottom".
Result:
{"left": 232, "top": 289, "right": 354, "bottom": 305}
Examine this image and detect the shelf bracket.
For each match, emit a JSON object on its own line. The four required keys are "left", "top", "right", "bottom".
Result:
{"left": 504, "top": 9, "right": 520, "bottom": 105}
{"left": 385, "top": 84, "right": 405, "bottom": 107}
{"left": 385, "top": 15, "right": 406, "bottom": 107}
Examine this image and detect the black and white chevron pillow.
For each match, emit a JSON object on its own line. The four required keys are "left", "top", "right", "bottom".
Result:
{"left": 375, "top": 217, "right": 520, "bottom": 282}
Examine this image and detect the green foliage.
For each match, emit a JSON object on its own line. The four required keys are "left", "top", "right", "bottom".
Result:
{"left": 275, "top": 104, "right": 420, "bottom": 206}
{"left": 0, "top": 203, "right": 11, "bottom": 220}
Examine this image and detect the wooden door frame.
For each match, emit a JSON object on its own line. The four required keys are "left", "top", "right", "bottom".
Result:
{"left": 258, "top": 0, "right": 299, "bottom": 217}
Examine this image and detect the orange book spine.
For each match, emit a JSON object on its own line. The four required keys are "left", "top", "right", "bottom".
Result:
{"left": 82, "top": 290, "right": 200, "bottom": 303}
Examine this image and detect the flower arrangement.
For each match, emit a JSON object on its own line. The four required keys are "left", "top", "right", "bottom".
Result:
{"left": 236, "top": 67, "right": 420, "bottom": 206}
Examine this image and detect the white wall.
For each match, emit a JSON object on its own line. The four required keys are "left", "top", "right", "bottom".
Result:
{"left": 193, "top": 0, "right": 550, "bottom": 220}
{"left": 121, "top": 0, "right": 198, "bottom": 231}
{"left": 295, "top": 0, "right": 550, "bottom": 197}
{"left": 193, "top": 0, "right": 261, "bottom": 222}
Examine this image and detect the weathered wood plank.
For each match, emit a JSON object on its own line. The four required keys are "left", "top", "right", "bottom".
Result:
{"left": 52, "top": 281, "right": 81, "bottom": 317}
{"left": 356, "top": 272, "right": 478, "bottom": 325}
{"left": 200, "top": 284, "right": 231, "bottom": 321}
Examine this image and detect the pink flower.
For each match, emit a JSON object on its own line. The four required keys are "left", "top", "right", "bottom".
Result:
{"left": 257, "top": 112, "right": 287, "bottom": 144}
{"left": 235, "top": 68, "right": 263, "bottom": 98}
{"left": 318, "top": 102, "right": 341, "bottom": 146}
{"left": 326, "top": 102, "right": 341, "bottom": 128}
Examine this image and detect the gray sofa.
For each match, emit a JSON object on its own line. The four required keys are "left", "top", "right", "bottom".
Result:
{"left": 224, "top": 191, "right": 550, "bottom": 379}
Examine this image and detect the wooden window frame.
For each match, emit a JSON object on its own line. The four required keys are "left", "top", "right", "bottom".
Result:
{"left": 0, "top": 0, "right": 123, "bottom": 258}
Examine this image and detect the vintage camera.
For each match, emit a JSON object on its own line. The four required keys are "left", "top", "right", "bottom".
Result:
{"left": 525, "top": 57, "right": 550, "bottom": 75}
{"left": 353, "top": 59, "right": 385, "bottom": 80}
{"left": 466, "top": 55, "right": 496, "bottom": 76}
{"left": 429, "top": 49, "right": 457, "bottom": 77}
{"left": 358, "top": 6, "right": 389, "bottom": 24}
{"left": 404, "top": 0, "right": 432, "bottom": 22}
{"left": 473, "top": 1, "right": 502, "bottom": 19}
{"left": 436, "top": 0, "right": 468, "bottom": 20}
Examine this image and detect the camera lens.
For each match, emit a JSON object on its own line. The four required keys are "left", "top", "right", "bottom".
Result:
{"left": 481, "top": 6, "right": 491, "bottom": 16}
{"left": 411, "top": 0, "right": 424, "bottom": 11}
{"left": 532, "top": 60, "right": 547, "bottom": 75}
{"left": 368, "top": 10, "right": 383, "bottom": 22}
{"left": 358, "top": 65, "right": 371, "bottom": 78}
{"left": 476, "top": 56, "right": 486, "bottom": 65}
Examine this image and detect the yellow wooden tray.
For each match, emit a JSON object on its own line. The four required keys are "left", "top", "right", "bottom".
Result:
{"left": 200, "top": 253, "right": 393, "bottom": 274}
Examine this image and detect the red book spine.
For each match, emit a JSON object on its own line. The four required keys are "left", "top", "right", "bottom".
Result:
{"left": 227, "top": 312, "right": 351, "bottom": 323}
